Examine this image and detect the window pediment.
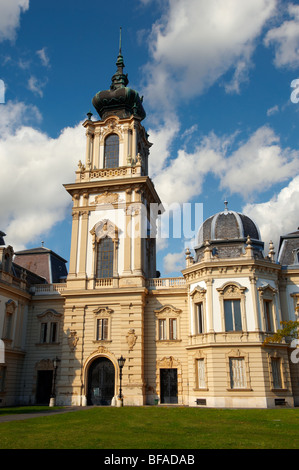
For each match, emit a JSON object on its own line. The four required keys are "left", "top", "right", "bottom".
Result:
{"left": 190, "top": 286, "right": 207, "bottom": 303}
{"left": 258, "top": 284, "right": 277, "bottom": 299}
{"left": 154, "top": 305, "right": 182, "bottom": 318}
{"left": 217, "top": 282, "right": 246, "bottom": 298}
{"left": 93, "top": 306, "right": 113, "bottom": 317}
{"left": 37, "top": 309, "right": 62, "bottom": 321}
{"left": 90, "top": 219, "right": 119, "bottom": 242}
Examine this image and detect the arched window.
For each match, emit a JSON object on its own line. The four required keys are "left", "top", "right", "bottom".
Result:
{"left": 96, "top": 237, "right": 114, "bottom": 278}
{"left": 104, "top": 134, "right": 119, "bottom": 168}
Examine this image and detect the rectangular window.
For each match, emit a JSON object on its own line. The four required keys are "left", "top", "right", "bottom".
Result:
{"left": 40, "top": 323, "right": 48, "bottom": 343}
{"left": 97, "top": 237, "right": 114, "bottom": 279}
{"left": 169, "top": 319, "right": 177, "bottom": 340}
{"left": 196, "top": 303, "right": 204, "bottom": 334}
{"left": 96, "top": 318, "right": 108, "bottom": 341}
{"left": 159, "top": 319, "right": 167, "bottom": 340}
{"left": 264, "top": 300, "right": 273, "bottom": 332}
{"left": 4, "top": 313, "right": 13, "bottom": 340}
{"left": 271, "top": 358, "right": 282, "bottom": 389}
{"left": 50, "top": 322, "right": 58, "bottom": 343}
{"left": 224, "top": 300, "right": 242, "bottom": 332}
{"left": 0, "top": 366, "right": 6, "bottom": 392}
{"left": 196, "top": 359, "right": 206, "bottom": 389}
{"left": 229, "top": 357, "right": 246, "bottom": 389}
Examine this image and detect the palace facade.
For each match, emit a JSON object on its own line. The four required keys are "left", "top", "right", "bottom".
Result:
{"left": 1, "top": 47, "right": 299, "bottom": 409}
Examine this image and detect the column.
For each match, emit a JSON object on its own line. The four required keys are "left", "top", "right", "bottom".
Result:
{"left": 250, "top": 276, "right": 260, "bottom": 331}
{"left": 123, "top": 189, "right": 132, "bottom": 274}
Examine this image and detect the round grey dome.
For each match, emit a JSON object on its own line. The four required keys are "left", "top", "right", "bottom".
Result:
{"left": 195, "top": 203, "right": 264, "bottom": 260}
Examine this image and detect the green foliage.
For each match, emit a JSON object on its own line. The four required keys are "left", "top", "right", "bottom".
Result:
{"left": 263, "top": 320, "right": 299, "bottom": 345}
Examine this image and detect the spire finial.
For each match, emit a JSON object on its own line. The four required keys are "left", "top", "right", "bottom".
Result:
{"left": 119, "top": 27, "right": 122, "bottom": 55}
{"left": 224, "top": 198, "right": 228, "bottom": 211}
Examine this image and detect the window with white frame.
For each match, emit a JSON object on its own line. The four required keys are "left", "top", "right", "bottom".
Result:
{"left": 190, "top": 287, "right": 206, "bottom": 336}
{"left": 264, "top": 300, "right": 274, "bottom": 332}
{"left": 96, "top": 318, "right": 109, "bottom": 341}
{"left": 271, "top": 357, "right": 283, "bottom": 389}
{"left": 196, "top": 303, "right": 204, "bottom": 334}
{"left": 155, "top": 305, "right": 181, "bottom": 342}
{"left": 196, "top": 358, "right": 206, "bottom": 389}
{"left": 169, "top": 318, "right": 177, "bottom": 340}
{"left": 40, "top": 321, "right": 58, "bottom": 344}
{"left": 229, "top": 357, "right": 247, "bottom": 389}
{"left": 93, "top": 306, "right": 113, "bottom": 342}
{"left": 159, "top": 319, "right": 167, "bottom": 340}
{"left": 217, "top": 282, "right": 247, "bottom": 334}
{"left": 37, "top": 310, "right": 61, "bottom": 345}
{"left": 224, "top": 299, "right": 242, "bottom": 332}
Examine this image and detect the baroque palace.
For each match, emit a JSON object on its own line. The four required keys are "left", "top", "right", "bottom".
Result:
{"left": 1, "top": 46, "right": 299, "bottom": 409}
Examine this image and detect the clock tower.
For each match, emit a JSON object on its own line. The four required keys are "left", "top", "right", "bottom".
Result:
{"left": 57, "top": 36, "right": 162, "bottom": 406}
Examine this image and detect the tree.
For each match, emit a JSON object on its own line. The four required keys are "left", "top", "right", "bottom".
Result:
{"left": 263, "top": 320, "right": 299, "bottom": 345}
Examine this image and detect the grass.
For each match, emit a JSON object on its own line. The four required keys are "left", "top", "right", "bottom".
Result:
{"left": 0, "top": 406, "right": 298, "bottom": 449}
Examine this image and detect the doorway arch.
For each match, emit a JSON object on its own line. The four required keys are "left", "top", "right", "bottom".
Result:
{"left": 87, "top": 356, "right": 115, "bottom": 406}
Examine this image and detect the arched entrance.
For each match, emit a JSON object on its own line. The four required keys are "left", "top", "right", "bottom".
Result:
{"left": 87, "top": 357, "right": 115, "bottom": 406}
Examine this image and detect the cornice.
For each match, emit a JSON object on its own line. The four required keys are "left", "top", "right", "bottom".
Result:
{"left": 64, "top": 176, "right": 162, "bottom": 205}
{"left": 182, "top": 258, "right": 281, "bottom": 283}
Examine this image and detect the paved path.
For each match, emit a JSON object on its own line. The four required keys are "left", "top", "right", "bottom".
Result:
{"left": 0, "top": 407, "right": 83, "bottom": 423}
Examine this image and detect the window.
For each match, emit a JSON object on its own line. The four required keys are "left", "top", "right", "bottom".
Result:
{"left": 196, "top": 359, "right": 206, "bottom": 389}
{"left": 271, "top": 358, "right": 282, "bottom": 389}
{"left": 0, "top": 366, "right": 6, "bottom": 393}
{"left": 40, "top": 323, "right": 48, "bottom": 343}
{"left": 50, "top": 322, "right": 58, "bottom": 343}
{"left": 196, "top": 303, "right": 204, "bottom": 334}
{"left": 104, "top": 134, "right": 119, "bottom": 168}
{"left": 229, "top": 357, "right": 246, "bottom": 389}
{"left": 155, "top": 305, "right": 181, "bottom": 341}
{"left": 96, "top": 237, "right": 114, "bottom": 278}
{"left": 3, "top": 300, "right": 16, "bottom": 340}
{"left": 159, "top": 319, "right": 167, "bottom": 340}
{"left": 3, "top": 312, "right": 13, "bottom": 339}
{"left": 224, "top": 299, "right": 242, "bottom": 332}
{"left": 169, "top": 319, "right": 177, "bottom": 340}
{"left": 264, "top": 300, "right": 273, "bottom": 332}
{"left": 96, "top": 318, "right": 108, "bottom": 341}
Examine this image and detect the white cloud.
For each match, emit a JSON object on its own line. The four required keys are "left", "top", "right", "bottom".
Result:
{"left": 264, "top": 4, "right": 299, "bottom": 68}
{"left": 218, "top": 126, "right": 299, "bottom": 198}
{"left": 163, "top": 249, "right": 185, "bottom": 274}
{"left": 267, "top": 104, "right": 279, "bottom": 116}
{"left": 0, "top": 101, "right": 85, "bottom": 250}
{"left": 243, "top": 174, "right": 299, "bottom": 256}
{"left": 143, "top": 0, "right": 277, "bottom": 110}
{"left": 152, "top": 131, "right": 227, "bottom": 205}
{"left": 0, "top": 0, "right": 29, "bottom": 42}
{"left": 28, "top": 76, "right": 47, "bottom": 97}
{"left": 0, "top": 100, "right": 42, "bottom": 133}
{"left": 36, "top": 47, "right": 50, "bottom": 67}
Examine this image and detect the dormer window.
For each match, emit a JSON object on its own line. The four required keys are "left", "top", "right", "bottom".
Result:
{"left": 104, "top": 134, "right": 119, "bottom": 168}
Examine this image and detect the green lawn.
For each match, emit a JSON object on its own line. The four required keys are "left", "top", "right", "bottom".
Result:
{"left": 0, "top": 406, "right": 298, "bottom": 449}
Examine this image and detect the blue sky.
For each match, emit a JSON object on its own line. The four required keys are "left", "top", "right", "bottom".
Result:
{"left": 0, "top": 0, "right": 299, "bottom": 277}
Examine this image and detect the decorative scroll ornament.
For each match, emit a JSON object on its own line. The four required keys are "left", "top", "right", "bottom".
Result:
{"left": 68, "top": 330, "right": 79, "bottom": 350}
{"left": 93, "top": 191, "right": 119, "bottom": 205}
{"left": 126, "top": 329, "right": 137, "bottom": 350}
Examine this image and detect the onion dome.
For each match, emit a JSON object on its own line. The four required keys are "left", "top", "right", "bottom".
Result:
{"left": 92, "top": 29, "right": 146, "bottom": 121}
{"left": 195, "top": 201, "right": 264, "bottom": 261}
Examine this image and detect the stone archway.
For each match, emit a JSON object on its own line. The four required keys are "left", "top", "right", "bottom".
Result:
{"left": 87, "top": 356, "right": 115, "bottom": 406}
